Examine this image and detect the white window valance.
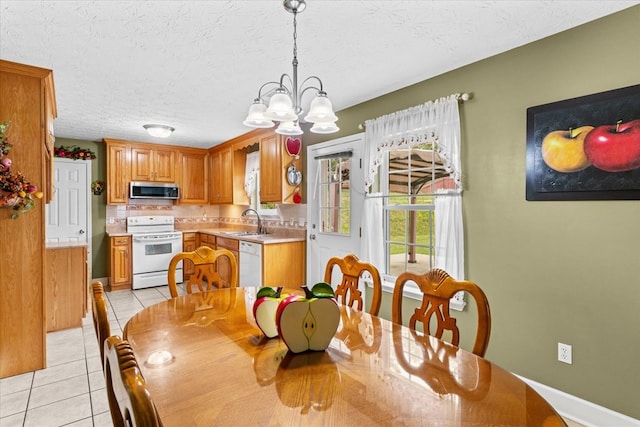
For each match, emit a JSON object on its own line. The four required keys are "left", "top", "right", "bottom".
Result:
{"left": 363, "top": 94, "right": 462, "bottom": 193}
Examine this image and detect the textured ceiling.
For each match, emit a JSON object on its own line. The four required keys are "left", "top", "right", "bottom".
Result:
{"left": 1, "top": 1, "right": 637, "bottom": 148}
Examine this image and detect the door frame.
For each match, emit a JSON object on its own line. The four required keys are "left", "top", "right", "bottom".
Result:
{"left": 47, "top": 157, "right": 93, "bottom": 274}
{"left": 306, "top": 133, "right": 365, "bottom": 285}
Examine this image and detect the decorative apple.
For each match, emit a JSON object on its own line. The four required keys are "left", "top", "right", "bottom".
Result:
{"left": 276, "top": 283, "right": 340, "bottom": 353}
{"left": 541, "top": 126, "right": 593, "bottom": 173}
{"left": 584, "top": 119, "right": 640, "bottom": 172}
{"left": 253, "top": 286, "right": 286, "bottom": 338}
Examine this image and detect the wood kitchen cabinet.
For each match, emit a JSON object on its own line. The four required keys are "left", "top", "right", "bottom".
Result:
{"left": 182, "top": 232, "right": 199, "bottom": 279}
{"left": 0, "top": 59, "right": 56, "bottom": 378}
{"left": 110, "top": 236, "right": 132, "bottom": 291}
{"left": 104, "top": 139, "right": 131, "bottom": 205}
{"left": 259, "top": 130, "right": 303, "bottom": 204}
{"left": 263, "top": 241, "right": 306, "bottom": 287}
{"left": 209, "top": 146, "right": 233, "bottom": 204}
{"left": 199, "top": 233, "right": 216, "bottom": 249}
{"left": 215, "top": 236, "right": 239, "bottom": 288}
{"left": 178, "top": 148, "right": 209, "bottom": 204}
{"left": 131, "top": 144, "right": 176, "bottom": 182}
{"left": 45, "top": 246, "right": 88, "bottom": 332}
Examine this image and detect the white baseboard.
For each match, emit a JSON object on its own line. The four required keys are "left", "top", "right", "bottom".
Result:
{"left": 516, "top": 375, "right": 640, "bottom": 426}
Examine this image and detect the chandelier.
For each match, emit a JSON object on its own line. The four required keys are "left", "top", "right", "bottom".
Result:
{"left": 243, "top": 0, "right": 339, "bottom": 136}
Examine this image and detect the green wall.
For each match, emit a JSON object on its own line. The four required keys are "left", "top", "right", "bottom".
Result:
{"left": 311, "top": 6, "right": 640, "bottom": 419}
{"left": 54, "top": 137, "right": 108, "bottom": 278}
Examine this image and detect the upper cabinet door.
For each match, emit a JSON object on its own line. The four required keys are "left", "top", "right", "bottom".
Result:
{"left": 105, "top": 140, "right": 130, "bottom": 205}
{"left": 131, "top": 146, "right": 176, "bottom": 182}
{"left": 259, "top": 133, "right": 282, "bottom": 203}
{"left": 179, "top": 149, "right": 209, "bottom": 205}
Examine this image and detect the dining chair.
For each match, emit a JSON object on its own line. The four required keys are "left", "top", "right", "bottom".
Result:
{"left": 392, "top": 268, "right": 491, "bottom": 357}
{"left": 91, "top": 280, "right": 111, "bottom": 368}
{"left": 168, "top": 245, "right": 238, "bottom": 298}
{"left": 323, "top": 254, "right": 382, "bottom": 315}
{"left": 104, "top": 335, "right": 163, "bottom": 427}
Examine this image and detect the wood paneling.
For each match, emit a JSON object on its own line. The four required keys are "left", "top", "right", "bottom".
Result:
{"left": 0, "top": 59, "right": 55, "bottom": 378}
{"left": 45, "top": 246, "right": 88, "bottom": 332}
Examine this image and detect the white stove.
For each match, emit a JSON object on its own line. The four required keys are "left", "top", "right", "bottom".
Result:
{"left": 127, "top": 216, "right": 183, "bottom": 290}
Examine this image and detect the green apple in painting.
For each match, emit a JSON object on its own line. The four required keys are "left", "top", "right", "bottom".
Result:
{"left": 541, "top": 126, "right": 594, "bottom": 173}
{"left": 584, "top": 119, "right": 640, "bottom": 172}
{"left": 253, "top": 287, "right": 286, "bottom": 338}
{"left": 276, "top": 283, "right": 340, "bottom": 353}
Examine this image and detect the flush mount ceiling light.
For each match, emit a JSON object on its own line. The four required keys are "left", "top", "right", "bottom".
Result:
{"left": 243, "top": 0, "right": 339, "bottom": 136}
{"left": 143, "top": 124, "right": 175, "bottom": 138}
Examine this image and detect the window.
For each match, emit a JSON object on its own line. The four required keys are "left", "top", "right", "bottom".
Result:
{"left": 318, "top": 156, "right": 351, "bottom": 235}
{"left": 382, "top": 144, "right": 456, "bottom": 279}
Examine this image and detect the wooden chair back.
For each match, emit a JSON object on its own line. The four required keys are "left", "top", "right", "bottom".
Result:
{"left": 392, "top": 268, "right": 491, "bottom": 357}
{"left": 323, "top": 254, "right": 382, "bottom": 315}
{"left": 104, "top": 335, "right": 163, "bottom": 427}
{"left": 91, "top": 280, "right": 110, "bottom": 368}
{"left": 168, "top": 246, "right": 238, "bottom": 298}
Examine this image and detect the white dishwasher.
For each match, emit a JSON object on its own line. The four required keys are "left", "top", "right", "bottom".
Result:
{"left": 239, "top": 240, "right": 262, "bottom": 287}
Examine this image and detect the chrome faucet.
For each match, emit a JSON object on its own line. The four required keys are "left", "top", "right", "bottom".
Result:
{"left": 241, "top": 208, "right": 265, "bottom": 234}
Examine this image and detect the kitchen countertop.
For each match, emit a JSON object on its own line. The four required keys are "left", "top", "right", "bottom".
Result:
{"left": 46, "top": 241, "right": 89, "bottom": 249}
{"left": 106, "top": 228, "right": 305, "bottom": 244}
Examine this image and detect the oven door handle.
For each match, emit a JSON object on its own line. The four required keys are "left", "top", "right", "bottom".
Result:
{"left": 133, "top": 235, "right": 181, "bottom": 243}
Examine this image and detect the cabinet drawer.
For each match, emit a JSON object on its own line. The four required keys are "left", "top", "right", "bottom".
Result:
{"left": 183, "top": 232, "right": 197, "bottom": 242}
{"left": 216, "top": 237, "right": 239, "bottom": 251}
{"left": 113, "top": 236, "right": 131, "bottom": 246}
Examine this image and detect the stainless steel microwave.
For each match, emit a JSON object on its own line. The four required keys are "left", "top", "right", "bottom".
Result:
{"left": 129, "top": 182, "right": 180, "bottom": 199}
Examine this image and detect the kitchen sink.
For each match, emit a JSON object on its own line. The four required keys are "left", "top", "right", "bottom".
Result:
{"left": 220, "top": 231, "right": 264, "bottom": 237}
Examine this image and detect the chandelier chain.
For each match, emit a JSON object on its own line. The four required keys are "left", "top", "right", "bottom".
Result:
{"left": 293, "top": 11, "right": 298, "bottom": 62}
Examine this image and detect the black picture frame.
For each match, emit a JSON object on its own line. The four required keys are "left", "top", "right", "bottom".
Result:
{"left": 526, "top": 84, "right": 640, "bottom": 201}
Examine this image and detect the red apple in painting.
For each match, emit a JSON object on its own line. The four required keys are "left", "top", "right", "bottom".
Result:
{"left": 276, "top": 283, "right": 340, "bottom": 353}
{"left": 584, "top": 119, "right": 640, "bottom": 172}
{"left": 541, "top": 126, "right": 593, "bottom": 173}
{"left": 253, "top": 286, "right": 286, "bottom": 338}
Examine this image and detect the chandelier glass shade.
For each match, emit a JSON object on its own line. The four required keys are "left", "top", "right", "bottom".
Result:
{"left": 243, "top": 0, "right": 339, "bottom": 135}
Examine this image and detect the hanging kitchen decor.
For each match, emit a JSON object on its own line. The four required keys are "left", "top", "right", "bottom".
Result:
{"left": 285, "top": 136, "right": 302, "bottom": 158}
{"left": 54, "top": 145, "right": 96, "bottom": 160}
{"left": 0, "top": 122, "right": 43, "bottom": 218}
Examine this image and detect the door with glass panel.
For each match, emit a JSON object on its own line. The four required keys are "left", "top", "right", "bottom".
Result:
{"left": 306, "top": 134, "right": 364, "bottom": 284}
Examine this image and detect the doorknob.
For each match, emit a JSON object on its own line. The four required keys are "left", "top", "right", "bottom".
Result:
{"left": 79, "top": 229, "right": 85, "bottom": 234}
{"left": 309, "top": 234, "right": 316, "bottom": 240}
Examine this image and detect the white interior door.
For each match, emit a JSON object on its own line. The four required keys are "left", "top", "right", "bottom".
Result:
{"left": 306, "top": 133, "right": 364, "bottom": 284}
{"left": 46, "top": 158, "right": 92, "bottom": 269}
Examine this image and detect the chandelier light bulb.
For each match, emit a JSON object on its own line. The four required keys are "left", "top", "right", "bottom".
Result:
{"left": 310, "top": 121, "right": 340, "bottom": 134}
{"left": 304, "top": 93, "right": 338, "bottom": 123}
{"left": 265, "top": 89, "right": 297, "bottom": 121}
{"left": 275, "top": 121, "right": 303, "bottom": 136}
{"left": 243, "top": 100, "right": 275, "bottom": 128}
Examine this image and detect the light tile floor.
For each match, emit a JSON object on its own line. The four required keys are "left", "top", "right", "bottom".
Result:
{"left": 1, "top": 284, "right": 583, "bottom": 427}
{"left": 0, "top": 285, "right": 174, "bottom": 427}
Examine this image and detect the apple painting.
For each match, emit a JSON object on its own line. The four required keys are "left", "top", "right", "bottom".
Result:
{"left": 253, "top": 286, "right": 286, "bottom": 338}
{"left": 584, "top": 119, "right": 640, "bottom": 172}
{"left": 276, "top": 283, "right": 340, "bottom": 353}
{"left": 541, "top": 126, "right": 594, "bottom": 173}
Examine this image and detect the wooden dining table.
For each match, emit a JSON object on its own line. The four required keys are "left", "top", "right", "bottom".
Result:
{"left": 123, "top": 287, "right": 566, "bottom": 426}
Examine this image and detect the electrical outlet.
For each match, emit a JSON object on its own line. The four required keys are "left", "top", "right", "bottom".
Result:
{"left": 558, "top": 342, "right": 572, "bottom": 364}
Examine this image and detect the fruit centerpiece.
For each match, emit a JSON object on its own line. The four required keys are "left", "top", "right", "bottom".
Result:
{"left": 253, "top": 283, "right": 341, "bottom": 354}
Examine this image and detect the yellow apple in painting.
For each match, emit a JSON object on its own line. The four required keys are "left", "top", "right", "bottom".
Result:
{"left": 541, "top": 126, "right": 594, "bottom": 173}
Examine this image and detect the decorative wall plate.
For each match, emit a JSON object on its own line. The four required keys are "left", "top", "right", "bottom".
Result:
{"left": 287, "top": 165, "right": 302, "bottom": 186}
{"left": 285, "top": 137, "right": 302, "bottom": 158}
